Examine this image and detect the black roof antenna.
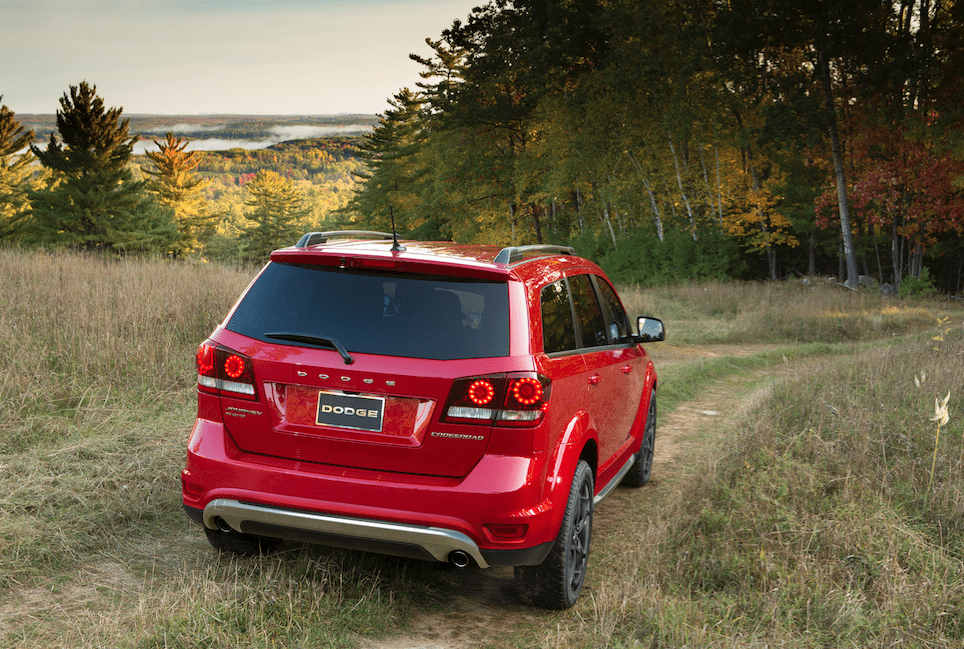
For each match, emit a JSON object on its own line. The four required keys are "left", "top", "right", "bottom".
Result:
{"left": 389, "top": 205, "right": 406, "bottom": 252}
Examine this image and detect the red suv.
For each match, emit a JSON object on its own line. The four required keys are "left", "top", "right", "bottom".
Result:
{"left": 182, "top": 231, "right": 664, "bottom": 609}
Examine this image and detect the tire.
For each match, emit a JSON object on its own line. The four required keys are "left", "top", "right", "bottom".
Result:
{"left": 621, "top": 392, "right": 656, "bottom": 488}
{"left": 514, "top": 460, "right": 594, "bottom": 609}
{"left": 204, "top": 526, "right": 282, "bottom": 556}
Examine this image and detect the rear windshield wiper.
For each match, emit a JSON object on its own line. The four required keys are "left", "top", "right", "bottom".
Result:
{"left": 264, "top": 332, "right": 354, "bottom": 365}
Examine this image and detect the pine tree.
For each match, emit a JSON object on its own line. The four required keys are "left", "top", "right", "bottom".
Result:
{"left": 142, "top": 132, "right": 218, "bottom": 257}
{"left": 344, "top": 88, "right": 430, "bottom": 233}
{"left": 0, "top": 98, "right": 39, "bottom": 241}
{"left": 27, "top": 81, "right": 176, "bottom": 252}
{"left": 240, "top": 170, "right": 311, "bottom": 262}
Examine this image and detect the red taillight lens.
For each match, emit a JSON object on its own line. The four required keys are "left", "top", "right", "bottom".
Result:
{"left": 509, "top": 377, "right": 543, "bottom": 406}
{"left": 196, "top": 342, "right": 258, "bottom": 400}
{"left": 467, "top": 379, "right": 496, "bottom": 405}
{"left": 498, "top": 374, "right": 550, "bottom": 424}
{"left": 443, "top": 373, "right": 549, "bottom": 426}
{"left": 443, "top": 376, "right": 502, "bottom": 422}
{"left": 196, "top": 343, "right": 215, "bottom": 376}
{"left": 223, "top": 354, "right": 246, "bottom": 379}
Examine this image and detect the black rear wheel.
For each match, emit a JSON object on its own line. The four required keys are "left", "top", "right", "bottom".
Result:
{"left": 621, "top": 392, "right": 656, "bottom": 488}
{"left": 514, "top": 460, "right": 594, "bottom": 609}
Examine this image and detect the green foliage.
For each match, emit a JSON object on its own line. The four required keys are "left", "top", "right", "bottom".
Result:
{"left": 26, "top": 81, "right": 177, "bottom": 253}
{"left": 337, "top": 0, "right": 964, "bottom": 290}
{"left": 898, "top": 267, "right": 938, "bottom": 298}
{"left": 574, "top": 228, "right": 749, "bottom": 286}
{"left": 239, "top": 169, "right": 311, "bottom": 262}
{"left": 7, "top": 0, "right": 964, "bottom": 290}
{"left": 192, "top": 137, "right": 364, "bottom": 181}
{"left": 342, "top": 89, "right": 430, "bottom": 233}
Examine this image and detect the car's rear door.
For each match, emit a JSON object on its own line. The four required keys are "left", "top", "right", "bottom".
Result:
{"left": 565, "top": 274, "right": 640, "bottom": 472}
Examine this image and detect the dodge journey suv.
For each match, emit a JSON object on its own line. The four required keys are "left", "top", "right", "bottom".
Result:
{"left": 182, "top": 231, "right": 664, "bottom": 609}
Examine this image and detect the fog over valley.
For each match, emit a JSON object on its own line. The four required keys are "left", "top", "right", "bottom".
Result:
{"left": 15, "top": 114, "right": 378, "bottom": 154}
{"left": 133, "top": 123, "right": 373, "bottom": 153}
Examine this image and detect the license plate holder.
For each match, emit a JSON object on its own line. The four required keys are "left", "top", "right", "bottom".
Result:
{"left": 315, "top": 391, "right": 385, "bottom": 432}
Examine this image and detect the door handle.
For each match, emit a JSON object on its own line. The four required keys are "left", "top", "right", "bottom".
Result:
{"left": 621, "top": 365, "right": 633, "bottom": 374}
{"left": 588, "top": 374, "right": 602, "bottom": 385}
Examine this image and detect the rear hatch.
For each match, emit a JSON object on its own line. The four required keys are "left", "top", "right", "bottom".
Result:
{"left": 210, "top": 260, "right": 514, "bottom": 478}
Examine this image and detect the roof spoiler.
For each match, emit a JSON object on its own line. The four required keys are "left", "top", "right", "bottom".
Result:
{"left": 295, "top": 231, "right": 395, "bottom": 248}
{"left": 494, "top": 245, "right": 576, "bottom": 265}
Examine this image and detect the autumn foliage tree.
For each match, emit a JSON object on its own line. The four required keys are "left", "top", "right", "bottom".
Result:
{"left": 142, "top": 132, "right": 219, "bottom": 257}
{"left": 816, "top": 114, "right": 964, "bottom": 285}
{"left": 0, "top": 98, "right": 39, "bottom": 241}
{"left": 341, "top": 0, "right": 964, "bottom": 289}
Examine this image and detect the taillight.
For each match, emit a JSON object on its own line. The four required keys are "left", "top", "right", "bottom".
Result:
{"left": 499, "top": 375, "right": 549, "bottom": 423}
{"left": 443, "top": 373, "right": 550, "bottom": 426}
{"left": 196, "top": 341, "right": 258, "bottom": 400}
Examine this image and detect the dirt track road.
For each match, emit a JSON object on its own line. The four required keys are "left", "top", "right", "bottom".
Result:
{"left": 359, "top": 344, "right": 776, "bottom": 649}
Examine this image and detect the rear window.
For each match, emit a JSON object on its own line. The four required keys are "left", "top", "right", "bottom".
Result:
{"left": 226, "top": 263, "right": 510, "bottom": 360}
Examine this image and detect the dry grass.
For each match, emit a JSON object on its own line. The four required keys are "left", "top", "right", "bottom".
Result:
{"left": 0, "top": 248, "right": 431, "bottom": 648}
{"left": 544, "top": 310, "right": 964, "bottom": 647}
{"left": 619, "top": 278, "right": 939, "bottom": 345}
{"left": 0, "top": 248, "right": 249, "bottom": 416}
{"left": 0, "top": 249, "right": 253, "bottom": 580}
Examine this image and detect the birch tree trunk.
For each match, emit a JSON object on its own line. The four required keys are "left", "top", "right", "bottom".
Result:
{"left": 714, "top": 141, "right": 724, "bottom": 229}
{"left": 750, "top": 165, "right": 777, "bottom": 280}
{"left": 602, "top": 203, "right": 617, "bottom": 247}
{"left": 626, "top": 150, "right": 664, "bottom": 241}
{"left": 668, "top": 134, "right": 698, "bottom": 241}
{"left": 509, "top": 202, "right": 517, "bottom": 244}
{"left": 819, "top": 50, "right": 859, "bottom": 288}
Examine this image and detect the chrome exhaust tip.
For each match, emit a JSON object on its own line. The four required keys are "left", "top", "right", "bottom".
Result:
{"left": 448, "top": 550, "right": 471, "bottom": 569}
{"left": 213, "top": 517, "right": 233, "bottom": 533}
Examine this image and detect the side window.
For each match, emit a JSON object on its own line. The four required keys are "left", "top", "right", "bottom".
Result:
{"left": 541, "top": 280, "right": 577, "bottom": 354}
{"left": 569, "top": 274, "right": 608, "bottom": 348}
{"left": 595, "top": 278, "right": 630, "bottom": 343}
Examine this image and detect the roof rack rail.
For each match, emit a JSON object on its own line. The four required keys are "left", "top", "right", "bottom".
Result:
{"left": 295, "top": 231, "right": 395, "bottom": 248}
{"left": 494, "top": 245, "right": 576, "bottom": 265}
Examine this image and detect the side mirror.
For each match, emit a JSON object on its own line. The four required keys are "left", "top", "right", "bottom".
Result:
{"left": 636, "top": 316, "right": 665, "bottom": 343}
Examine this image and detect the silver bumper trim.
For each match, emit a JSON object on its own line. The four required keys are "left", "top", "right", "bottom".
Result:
{"left": 202, "top": 498, "right": 490, "bottom": 568}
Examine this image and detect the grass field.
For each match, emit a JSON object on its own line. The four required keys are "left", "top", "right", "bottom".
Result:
{"left": 1, "top": 247, "right": 962, "bottom": 648}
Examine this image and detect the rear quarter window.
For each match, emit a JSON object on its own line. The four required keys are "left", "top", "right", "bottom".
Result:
{"left": 541, "top": 279, "right": 577, "bottom": 354}
{"left": 568, "top": 274, "right": 608, "bottom": 348}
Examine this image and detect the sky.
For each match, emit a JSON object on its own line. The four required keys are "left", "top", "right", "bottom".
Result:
{"left": 0, "top": 0, "right": 481, "bottom": 116}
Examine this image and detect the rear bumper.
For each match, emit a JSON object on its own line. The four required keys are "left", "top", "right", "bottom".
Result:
{"left": 182, "top": 417, "right": 561, "bottom": 567}
{"left": 184, "top": 500, "right": 553, "bottom": 568}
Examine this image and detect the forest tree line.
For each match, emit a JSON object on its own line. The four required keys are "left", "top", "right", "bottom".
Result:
{"left": 2, "top": 0, "right": 963, "bottom": 292}
{"left": 0, "top": 83, "right": 364, "bottom": 263}
{"left": 343, "top": 0, "right": 964, "bottom": 293}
